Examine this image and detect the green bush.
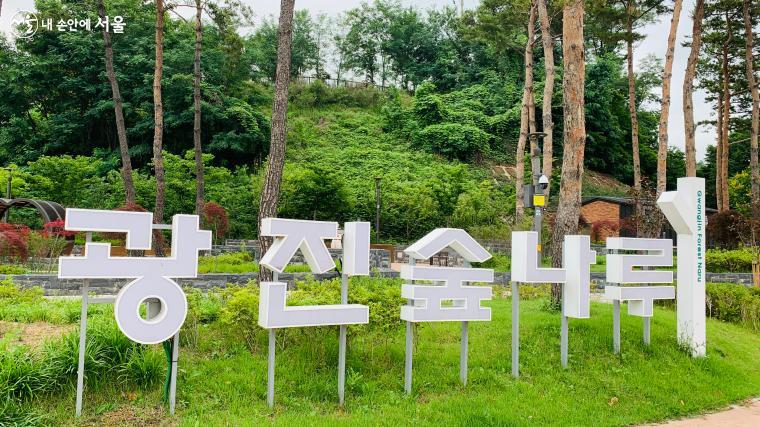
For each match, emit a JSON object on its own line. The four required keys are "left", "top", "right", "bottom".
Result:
{"left": 198, "top": 252, "right": 259, "bottom": 274}
{"left": 706, "top": 283, "right": 760, "bottom": 331}
{"left": 706, "top": 248, "right": 756, "bottom": 273}
{"left": 220, "top": 284, "right": 263, "bottom": 353}
{"left": 0, "top": 265, "right": 26, "bottom": 275}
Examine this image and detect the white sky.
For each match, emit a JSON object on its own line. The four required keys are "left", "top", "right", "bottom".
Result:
{"left": 1, "top": 0, "right": 714, "bottom": 160}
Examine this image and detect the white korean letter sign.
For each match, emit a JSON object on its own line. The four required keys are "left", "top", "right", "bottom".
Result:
{"left": 59, "top": 209, "right": 212, "bottom": 344}
{"left": 401, "top": 228, "right": 493, "bottom": 322}
{"left": 257, "top": 219, "right": 369, "bottom": 328}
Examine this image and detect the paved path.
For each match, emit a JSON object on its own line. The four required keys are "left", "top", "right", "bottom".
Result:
{"left": 648, "top": 398, "right": 760, "bottom": 426}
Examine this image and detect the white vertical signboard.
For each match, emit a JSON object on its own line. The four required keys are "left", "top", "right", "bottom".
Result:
{"left": 657, "top": 177, "right": 707, "bottom": 357}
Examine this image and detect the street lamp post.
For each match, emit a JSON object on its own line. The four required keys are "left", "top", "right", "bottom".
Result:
{"left": 528, "top": 132, "right": 548, "bottom": 254}
{"left": 374, "top": 177, "right": 382, "bottom": 243}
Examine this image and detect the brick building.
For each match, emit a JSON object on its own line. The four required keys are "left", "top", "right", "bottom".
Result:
{"left": 580, "top": 196, "right": 636, "bottom": 242}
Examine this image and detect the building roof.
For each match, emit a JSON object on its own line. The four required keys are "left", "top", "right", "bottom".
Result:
{"left": 582, "top": 195, "right": 718, "bottom": 213}
{"left": 581, "top": 196, "right": 634, "bottom": 206}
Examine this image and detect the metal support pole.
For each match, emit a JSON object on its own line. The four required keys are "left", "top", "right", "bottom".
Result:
{"left": 460, "top": 321, "right": 468, "bottom": 385}
{"left": 267, "top": 271, "right": 279, "bottom": 408}
{"left": 613, "top": 300, "right": 621, "bottom": 354}
{"left": 404, "top": 321, "right": 413, "bottom": 394}
{"left": 560, "top": 315, "right": 568, "bottom": 368}
{"left": 169, "top": 332, "right": 179, "bottom": 415}
{"left": 511, "top": 281, "right": 519, "bottom": 378}
{"left": 460, "top": 259, "right": 470, "bottom": 386}
{"left": 267, "top": 329, "right": 276, "bottom": 408}
{"left": 404, "top": 258, "right": 415, "bottom": 394}
{"left": 75, "top": 232, "right": 92, "bottom": 417}
{"left": 338, "top": 274, "right": 348, "bottom": 405}
{"left": 643, "top": 317, "right": 651, "bottom": 345}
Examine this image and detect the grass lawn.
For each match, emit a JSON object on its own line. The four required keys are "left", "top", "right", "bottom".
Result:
{"left": 17, "top": 297, "right": 760, "bottom": 426}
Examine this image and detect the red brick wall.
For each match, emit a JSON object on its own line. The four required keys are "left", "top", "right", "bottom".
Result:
{"left": 581, "top": 200, "right": 621, "bottom": 241}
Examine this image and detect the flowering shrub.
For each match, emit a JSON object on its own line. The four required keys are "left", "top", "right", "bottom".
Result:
{"left": 203, "top": 202, "right": 229, "bottom": 244}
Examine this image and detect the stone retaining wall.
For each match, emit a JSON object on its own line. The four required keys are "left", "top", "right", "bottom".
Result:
{"left": 1, "top": 271, "right": 753, "bottom": 297}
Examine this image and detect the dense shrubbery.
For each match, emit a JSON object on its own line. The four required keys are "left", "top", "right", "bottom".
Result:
{"left": 381, "top": 82, "right": 517, "bottom": 163}
{"left": 706, "top": 283, "right": 760, "bottom": 331}
{"left": 219, "top": 277, "right": 405, "bottom": 353}
{"left": 290, "top": 81, "right": 384, "bottom": 109}
{"left": 706, "top": 248, "right": 757, "bottom": 273}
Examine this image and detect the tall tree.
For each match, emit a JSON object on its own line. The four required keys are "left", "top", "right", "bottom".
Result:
{"left": 743, "top": 0, "right": 759, "bottom": 219}
{"left": 617, "top": 0, "right": 665, "bottom": 198}
{"left": 656, "top": 0, "right": 683, "bottom": 196}
{"left": 550, "top": 0, "right": 585, "bottom": 305}
{"left": 716, "top": 80, "right": 725, "bottom": 209}
{"left": 719, "top": 9, "right": 732, "bottom": 211}
{"left": 537, "top": 0, "right": 554, "bottom": 195}
{"left": 683, "top": 0, "right": 705, "bottom": 177}
{"left": 98, "top": 0, "right": 136, "bottom": 205}
{"left": 258, "top": 0, "right": 296, "bottom": 282}
{"left": 514, "top": 2, "right": 537, "bottom": 223}
{"left": 153, "top": 0, "right": 167, "bottom": 233}
{"left": 193, "top": 0, "right": 204, "bottom": 216}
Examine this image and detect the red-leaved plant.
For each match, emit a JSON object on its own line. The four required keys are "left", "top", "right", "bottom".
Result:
{"left": 0, "top": 223, "right": 31, "bottom": 261}
{"left": 203, "top": 202, "right": 229, "bottom": 244}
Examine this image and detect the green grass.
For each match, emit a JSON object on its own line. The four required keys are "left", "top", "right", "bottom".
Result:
{"left": 197, "top": 253, "right": 315, "bottom": 274}
{"left": 12, "top": 296, "right": 760, "bottom": 426}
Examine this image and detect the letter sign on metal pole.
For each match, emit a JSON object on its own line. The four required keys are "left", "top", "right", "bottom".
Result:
{"left": 605, "top": 237, "right": 675, "bottom": 352}
{"left": 257, "top": 219, "right": 370, "bottom": 407}
{"left": 401, "top": 228, "right": 493, "bottom": 393}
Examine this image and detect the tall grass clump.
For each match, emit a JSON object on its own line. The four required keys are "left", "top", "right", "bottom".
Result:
{"left": 198, "top": 252, "right": 259, "bottom": 274}
{"left": 0, "top": 280, "right": 107, "bottom": 324}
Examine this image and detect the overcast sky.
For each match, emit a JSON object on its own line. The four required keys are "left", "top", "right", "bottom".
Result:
{"left": 1, "top": 0, "right": 714, "bottom": 160}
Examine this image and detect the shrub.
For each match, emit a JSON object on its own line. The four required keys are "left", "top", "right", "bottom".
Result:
{"left": 706, "top": 283, "right": 760, "bottom": 331}
{"left": 705, "top": 248, "right": 755, "bottom": 273}
{"left": 203, "top": 202, "right": 229, "bottom": 244}
{"left": 0, "top": 223, "right": 30, "bottom": 262}
{"left": 219, "top": 284, "right": 263, "bottom": 353}
{"left": 0, "top": 265, "right": 26, "bottom": 274}
{"left": 415, "top": 123, "right": 490, "bottom": 162}
{"left": 706, "top": 210, "right": 746, "bottom": 249}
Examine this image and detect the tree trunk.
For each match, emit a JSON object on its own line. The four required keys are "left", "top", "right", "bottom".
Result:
{"left": 153, "top": 0, "right": 166, "bottom": 253}
{"left": 529, "top": 91, "right": 538, "bottom": 185}
{"left": 98, "top": 0, "right": 135, "bottom": 206}
{"left": 515, "top": 3, "right": 537, "bottom": 224}
{"left": 537, "top": 0, "right": 554, "bottom": 195}
{"left": 550, "top": 0, "right": 585, "bottom": 307}
{"left": 716, "top": 88, "right": 724, "bottom": 210}
{"left": 193, "top": 0, "right": 205, "bottom": 216}
{"left": 258, "top": 0, "right": 296, "bottom": 282}
{"left": 743, "top": 0, "right": 760, "bottom": 219}
{"left": 683, "top": 0, "right": 704, "bottom": 177}
{"left": 720, "top": 13, "right": 732, "bottom": 211}
{"left": 656, "top": 0, "right": 683, "bottom": 196}
{"left": 626, "top": 11, "right": 642, "bottom": 196}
